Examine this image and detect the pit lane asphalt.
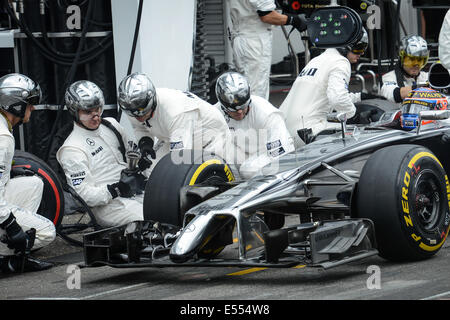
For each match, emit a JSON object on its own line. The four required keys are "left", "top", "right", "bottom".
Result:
{"left": 2, "top": 215, "right": 450, "bottom": 301}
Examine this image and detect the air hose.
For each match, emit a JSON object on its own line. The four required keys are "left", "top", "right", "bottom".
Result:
{"left": 190, "top": 0, "right": 209, "bottom": 101}
{"left": 127, "top": 0, "right": 144, "bottom": 76}
{"left": 3, "top": 0, "right": 112, "bottom": 66}
{"left": 44, "top": 0, "right": 95, "bottom": 161}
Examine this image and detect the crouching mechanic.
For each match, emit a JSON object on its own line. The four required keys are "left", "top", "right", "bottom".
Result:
{"left": 280, "top": 28, "right": 370, "bottom": 148}
{"left": 0, "top": 73, "right": 55, "bottom": 273}
{"left": 380, "top": 35, "right": 429, "bottom": 104}
{"left": 117, "top": 73, "right": 233, "bottom": 170}
{"left": 214, "top": 72, "right": 294, "bottom": 179}
{"left": 57, "top": 80, "right": 145, "bottom": 227}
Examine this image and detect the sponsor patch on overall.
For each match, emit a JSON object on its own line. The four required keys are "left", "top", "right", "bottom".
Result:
{"left": 269, "top": 147, "right": 286, "bottom": 158}
{"left": 170, "top": 141, "right": 184, "bottom": 150}
{"left": 71, "top": 171, "right": 86, "bottom": 186}
{"left": 91, "top": 146, "right": 104, "bottom": 157}
{"left": 267, "top": 140, "right": 282, "bottom": 151}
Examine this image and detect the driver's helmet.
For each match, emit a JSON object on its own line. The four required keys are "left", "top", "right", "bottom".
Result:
{"left": 400, "top": 87, "right": 448, "bottom": 130}
{"left": 399, "top": 35, "right": 429, "bottom": 70}
{"left": 118, "top": 73, "right": 157, "bottom": 118}
{"left": 215, "top": 72, "right": 251, "bottom": 113}
{"left": 0, "top": 73, "right": 41, "bottom": 119}
{"left": 65, "top": 80, "right": 105, "bottom": 122}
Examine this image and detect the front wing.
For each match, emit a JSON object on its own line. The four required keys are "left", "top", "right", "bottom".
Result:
{"left": 81, "top": 218, "right": 378, "bottom": 270}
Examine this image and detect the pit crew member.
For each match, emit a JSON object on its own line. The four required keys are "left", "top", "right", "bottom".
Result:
{"left": 0, "top": 73, "right": 55, "bottom": 273}
{"left": 57, "top": 80, "right": 144, "bottom": 227}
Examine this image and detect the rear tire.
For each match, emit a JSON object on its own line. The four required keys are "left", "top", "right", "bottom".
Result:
{"left": 357, "top": 144, "right": 450, "bottom": 261}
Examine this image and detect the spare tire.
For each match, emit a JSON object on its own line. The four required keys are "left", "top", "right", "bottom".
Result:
{"left": 143, "top": 150, "right": 235, "bottom": 226}
{"left": 12, "top": 150, "right": 65, "bottom": 228}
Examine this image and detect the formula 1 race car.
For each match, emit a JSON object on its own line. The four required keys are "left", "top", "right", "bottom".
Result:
{"left": 11, "top": 6, "right": 450, "bottom": 271}
{"left": 80, "top": 104, "right": 450, "bottom": 269}
{"left": 80, "top": 62, "right": 450, "bottom": 270}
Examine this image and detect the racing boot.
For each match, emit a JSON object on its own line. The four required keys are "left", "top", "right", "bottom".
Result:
{"left": 0, "top": 255, "right": 53, "bottom": 273}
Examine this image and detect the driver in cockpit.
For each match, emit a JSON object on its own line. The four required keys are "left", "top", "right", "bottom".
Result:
{"left": 400, "top": 87, "right": 448, "bottom": 130}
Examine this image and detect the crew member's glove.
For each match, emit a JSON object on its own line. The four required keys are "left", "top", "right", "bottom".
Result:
{"left": 361, "top": 92, "right": 381, "bottom": 100}
{"left": 285, "top": 13, "right": 307, "bottom": 32}
{"left": 138, "top": 137, "right": 156, "bottom": 171}
{"left": 107, "top": 169, "right": 147, "bottom": 198}
{"left": 0, "top": 213, "right": 30, "bottom": 253}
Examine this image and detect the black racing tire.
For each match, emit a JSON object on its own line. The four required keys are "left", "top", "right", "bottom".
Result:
{"left": 143, "top": 150, "right": 235, "bottom": 227}
{"left": 356, "top": 144, "right": 450, "bottom": 261}
{"left": 12, "top": 150, "right": 65, "bottom": 228}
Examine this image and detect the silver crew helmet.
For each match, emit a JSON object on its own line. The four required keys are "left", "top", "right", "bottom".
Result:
{"left": 0, "top": 73, "right": 41, "bottom": 119}
{"left": 118, "top": 73, "right": 157, "bottom": 118}
{"left": 65, "top": 80, "right": 105, "bottom": 121}
{"left": 215, "top": 72, "right": 251, "bottom": 113}
{"left": 399, "top": 35, "right": 429, "bottom": 69}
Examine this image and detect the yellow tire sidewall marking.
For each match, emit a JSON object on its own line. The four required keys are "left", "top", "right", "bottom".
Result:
{"left": 404, "top": 151, "right": 449, "bottom": 252}
{"left": 189, "top": 159, "right": 234, "bottom": 185}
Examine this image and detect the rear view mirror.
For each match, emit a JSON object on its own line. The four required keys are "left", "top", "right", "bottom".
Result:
{"left": 428, "top": 62, "right": 450, "bottom": 90}
{"left": 419, "top": 110, "right": 450, "bottom": 120}
{"left": 327, "top": 112, "right": 347, "bottom": 139}
{"left": 307, "top": 6, "right": 363, "bottom": 49}
{"left": 326, "top": 112, "right": 347, "bottom": 123}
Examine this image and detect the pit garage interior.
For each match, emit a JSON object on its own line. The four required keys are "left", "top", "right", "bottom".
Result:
{"left": 0, "top": 0, "right": 448, "bottom": 163}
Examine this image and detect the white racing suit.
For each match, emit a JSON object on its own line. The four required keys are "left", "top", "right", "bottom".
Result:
{"left": 279, "top": 49, "right": 360, "bottom": 148}
{"left": 129, "top": 88, "right": 233, "bottom": 169}
{"left": 214, "top": 95, "right": 294, "bottom": 179}
{"left": 229, "top": 0, "right": 276, "bottom": 100}
{"left": 0, "top": 114, "right": 56, "bottom": 256}
{"left": 380, "top": 69, "right": 428, "bottom": 105}
{"left": 56, "top": 117, "right": 144, "bottom": 228}
{"left": 439, "top": 9, "right": 450, "bottom": 70}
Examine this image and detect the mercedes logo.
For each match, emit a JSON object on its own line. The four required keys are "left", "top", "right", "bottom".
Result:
{"left": 86, "top": 138, "right": 95, "bottom": 146}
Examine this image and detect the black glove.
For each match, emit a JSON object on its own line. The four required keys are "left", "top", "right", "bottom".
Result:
{"left": 0, "top": 213, "right": 30, "bottom": 253}
{"left": 138, "top": 137, "right": 156, "bottom": 159}
{"left": 361, "top": 92, "right": 380, "bottom": 100}
{"left": 107, "top": 169, "right": 147, "bottom": 198}
{"left": 286, "top": 13, "right": 307, "bottom": 32}
{"left": 138, "top": 137, "right": 156, "bottom": 171}
{"left": 138, "top": 157, "right": 152, "bottom": 172}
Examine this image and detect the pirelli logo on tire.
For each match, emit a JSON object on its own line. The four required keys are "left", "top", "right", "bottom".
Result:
{"left": 400, "top": 151, "right": 450, "bottom": 252}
